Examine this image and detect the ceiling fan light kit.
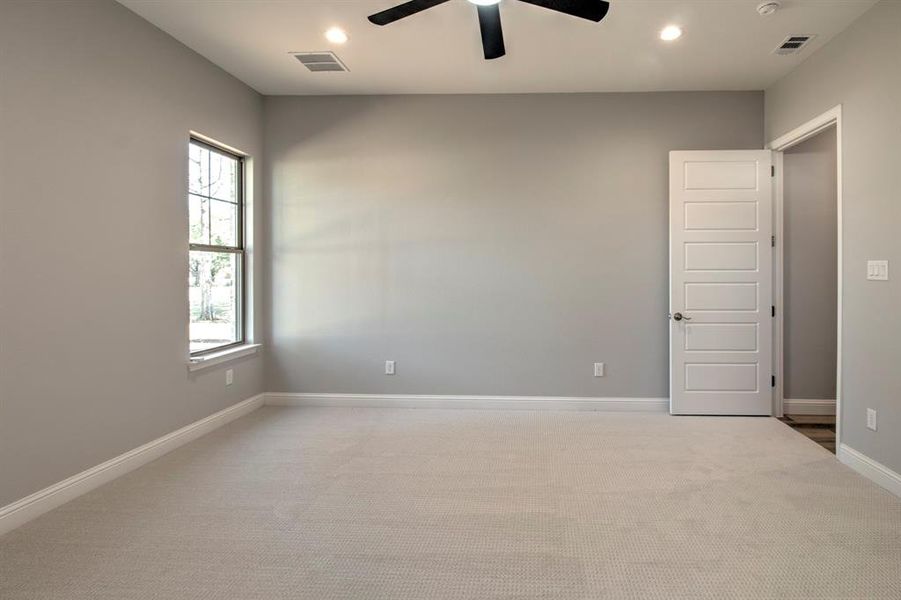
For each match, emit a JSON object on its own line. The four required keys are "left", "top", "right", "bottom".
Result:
{"left": 368, "top": 0, "right": 611, "bottom": 60}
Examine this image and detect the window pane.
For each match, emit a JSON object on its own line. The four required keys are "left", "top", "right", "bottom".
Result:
{"left": 188, "top": 143, "right": 209, "bottom": 195}
{"left": 189, "top": 251, "right": 241, "bottom": 353}
{"left": 188, "top": 139, "right": 243, "bottom": 355}
{"left": 210, "top": 199, "right": 237, "bottom": 247}
{"left": 189, "top": 194, "right": 209, "bottom": 245}
{"left": 209, "top": 150, "right": 238, "bottom": 202}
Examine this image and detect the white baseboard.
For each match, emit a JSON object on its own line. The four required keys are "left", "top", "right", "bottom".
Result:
{"left": 0, "top": 394, "right": 265, "bottom": 537}
{"left": 264, "top": 393, "right": 669, "bottom": 412}
{"left": 838, "top": 444, "right": 901, "bottom": 498}
{"left": 783, "top": 398, "right": 836, "bottom": 415}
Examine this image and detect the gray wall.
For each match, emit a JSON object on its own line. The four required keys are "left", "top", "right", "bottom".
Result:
{"left": 264, "top": 92, "right": 763, "bottom": 397}
{"left": 0, "top": 0, "right": 265, "bottom": 506}
{"left": 783, "top": 128, "right": 838, "bottom": 401}
{"left": 766, "top": 0, "right": 901, "bottom": 470}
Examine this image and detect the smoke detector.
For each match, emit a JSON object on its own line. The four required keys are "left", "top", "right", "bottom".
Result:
{"left": 757, "top": 1, "right": 781, "bottom": 16}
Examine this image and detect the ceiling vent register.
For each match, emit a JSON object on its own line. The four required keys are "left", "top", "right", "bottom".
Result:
{"left": 293, "top": 51, "right": 349, "bottom": 72}
{"left": 773, "top": 35, "right": 815, "bottom": 55}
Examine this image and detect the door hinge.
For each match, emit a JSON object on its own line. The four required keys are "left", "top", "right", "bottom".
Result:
{"left": 771, "top": 235, "right": 776, "bottom": 247}
{"left": 772, "top": 375, "right": 776, "bottom": 388}
{"left": 771, "top": 305, "right": 776, "bottom": 317}
{"left": 771, "top": 165, "right": 775, "bottom": 177}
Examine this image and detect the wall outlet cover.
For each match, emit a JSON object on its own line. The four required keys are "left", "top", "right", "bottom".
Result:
{"left": 866, "top": 408, "right": 877, "bottom": 431}
{"left": 385, "top": 360, "right": 396, "bottom": 375}
{"left": 225, "top": 369, "right": 234, "bottom": 386}
{"left": 594, "top": 362, "right": 605, "bottom": 377}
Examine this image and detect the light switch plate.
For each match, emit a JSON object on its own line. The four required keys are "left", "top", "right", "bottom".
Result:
{"left": 867, "top": 260, "right": 888, "bottom": 281}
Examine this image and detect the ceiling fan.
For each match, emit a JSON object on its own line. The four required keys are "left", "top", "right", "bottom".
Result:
{"left": 367, "top": 0, "right": 610, "bottom": 60}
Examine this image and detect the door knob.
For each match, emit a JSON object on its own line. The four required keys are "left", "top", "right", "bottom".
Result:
{"left": 671, "top": 312, "right": 691, "bottom": 321}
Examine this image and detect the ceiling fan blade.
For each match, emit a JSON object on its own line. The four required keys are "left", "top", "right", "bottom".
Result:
{"left": 476, "top": 4, "right": 506, "bottom": 60}
{"left": 368, "top": 0, "right": 452, "bottom": 26}
{"left": 516, "top": 0, "right": 609, "bottom": 22}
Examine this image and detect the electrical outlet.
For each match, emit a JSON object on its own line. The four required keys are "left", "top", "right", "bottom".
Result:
{"left": 594, "top": 362, "right": 605, "bottom": 377}
{"left": 225, "top": 369, "right": 234, "bottom": 386}
{"left": 385, "top": 360, "right": 396, "bottom": 375}
{"left": 867, "top": 408, "right": 877, "bottom": 431}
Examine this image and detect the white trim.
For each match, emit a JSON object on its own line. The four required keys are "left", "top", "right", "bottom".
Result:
{"left": 0, "top": 394, "right": 265, "bottom": 537}
{"left": 772, "top": 150, "right": 785, "bottom": 417}
{"left": 783, "top": 398, "right": 837, "bottom": 415}
{"left": 838, "top": 444, "right": 901, "bottom": 498}
{"left": 188, "top": 343, "right": 261, "bottom": 372}
{"left": 188, "top": 130, "right": 249, "bottom": 158}
{"left": 767, "top": 104, "right": 842, "bottom": 447}
{"left": 768, "top": 105, "right": 842, "bottom": 152}
{"left": 264, "top": 393, "right": 668, "bottom": 412}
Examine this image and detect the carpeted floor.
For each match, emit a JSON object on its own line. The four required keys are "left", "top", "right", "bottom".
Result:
{"left": 2, "top": 407, "right": 900, "bottom": 599}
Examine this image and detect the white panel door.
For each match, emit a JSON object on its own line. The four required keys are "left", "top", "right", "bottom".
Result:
{"left": 670, "top": 150, "right": 773, "bottom": 415}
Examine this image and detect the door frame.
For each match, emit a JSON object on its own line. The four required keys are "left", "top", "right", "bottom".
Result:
{"left": 767, "top": 105, "right": 842, "bottom": 446}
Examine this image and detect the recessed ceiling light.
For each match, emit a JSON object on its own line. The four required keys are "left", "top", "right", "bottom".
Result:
{"left": 468, "top": 0, "right": 501, "bottom": 5}
{"left": 324, "top": 27, "right": 348, "bottom": 44}
{"left": 660, "top": 25, "right": 682, "bottom": 42}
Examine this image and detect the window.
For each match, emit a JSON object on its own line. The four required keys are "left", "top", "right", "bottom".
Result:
{"left": 188, "top": 139, "right": 244, "bottom": 355}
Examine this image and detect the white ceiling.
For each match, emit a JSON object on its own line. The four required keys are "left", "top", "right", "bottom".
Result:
{"left": 118, "top": 0, "right": 875, "bottom": 95}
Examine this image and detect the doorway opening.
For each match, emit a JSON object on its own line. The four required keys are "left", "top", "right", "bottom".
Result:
{"left": 769, "top": 106, "right": 842, "bottom": 453}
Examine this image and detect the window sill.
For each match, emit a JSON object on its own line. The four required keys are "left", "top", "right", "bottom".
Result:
{"left": 188, "top": 344, "right": 261, "bottom": 372}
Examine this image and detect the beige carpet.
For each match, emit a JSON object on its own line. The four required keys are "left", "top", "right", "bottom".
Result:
{"left": 2, "top": 407, "right": 900, "bottom": 599}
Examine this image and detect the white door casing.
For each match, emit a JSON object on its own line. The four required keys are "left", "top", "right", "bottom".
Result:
{"left": 669, "top": 150, "right": 773, "bottom": 415}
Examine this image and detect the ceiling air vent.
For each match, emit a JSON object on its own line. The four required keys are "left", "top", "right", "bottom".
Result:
{"left": 773, "top": 35, "right": 815, "bottom": 55}
{"left": 292, "top": 51, "right": 349, "bottom": 72}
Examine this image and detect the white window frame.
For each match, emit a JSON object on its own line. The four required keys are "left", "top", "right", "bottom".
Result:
{"left": 188, "top": 137, "right": 246, "bottom": 357}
